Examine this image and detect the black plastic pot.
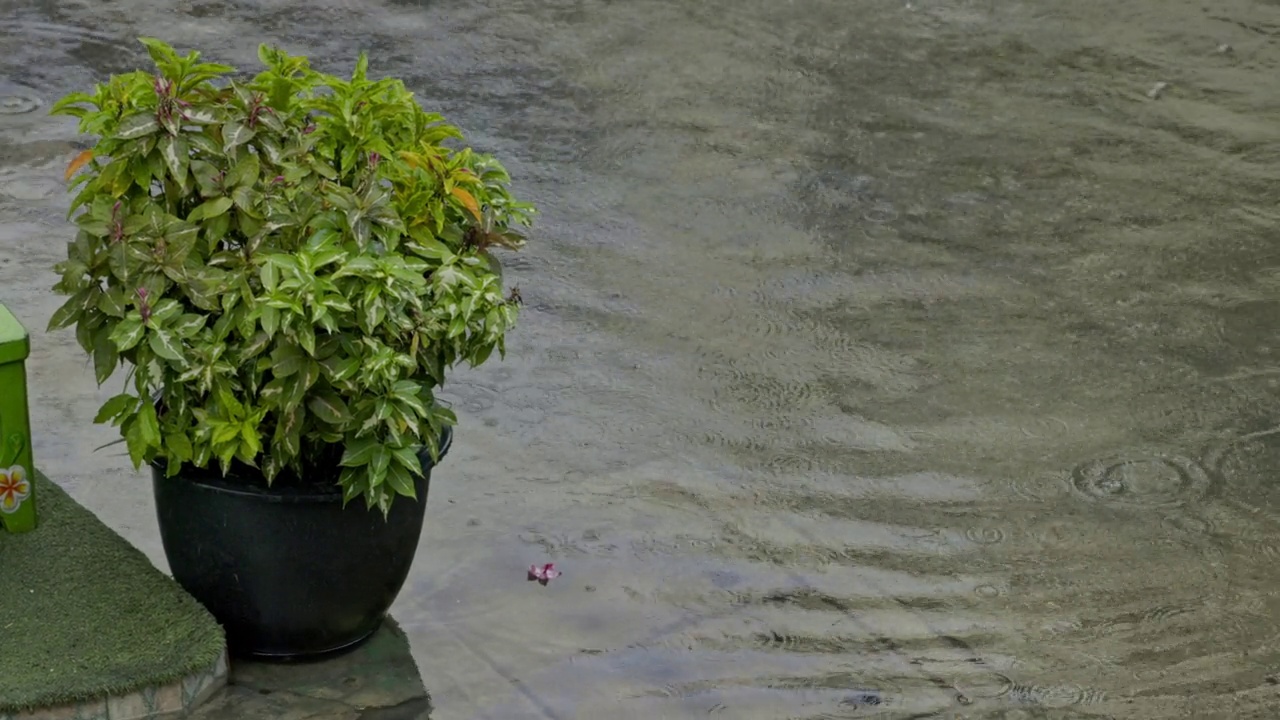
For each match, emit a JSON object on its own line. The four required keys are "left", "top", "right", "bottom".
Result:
{"left": 151, "top": 427, "right": 451, "bottom": 660}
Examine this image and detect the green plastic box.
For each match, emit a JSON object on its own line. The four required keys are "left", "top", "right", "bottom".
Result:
{"left": 0, "top": 303, "right": 36, "bottom": 533}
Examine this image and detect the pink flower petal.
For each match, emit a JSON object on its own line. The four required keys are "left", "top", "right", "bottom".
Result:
{"left": 527, "top": 562, "right": 561, "bottom": 585}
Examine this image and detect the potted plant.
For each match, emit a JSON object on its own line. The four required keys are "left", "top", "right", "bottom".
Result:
{"left": 46, "top": 38, "right": 534, "bottom": 659}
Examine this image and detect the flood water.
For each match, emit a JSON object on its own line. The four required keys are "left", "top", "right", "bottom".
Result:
{"left": 3, "top": 0, "right": 1280, "bottom": 717}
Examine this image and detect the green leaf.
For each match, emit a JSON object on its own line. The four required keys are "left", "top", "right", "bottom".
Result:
{"left": 49, "top": 92, "right": 96, "bottom": 118}
{"left": 310, "top": 247, "right": 347, "bottom": 270}
{"left": 109, "top": 315, "right": 146, "bottom": 351}
{"left": 385, "top": 463, "right": 416, "bottom": 499}
{"left": 271, "top": 343, "right": 307, "bottom": 378}
{"left": 260, "top": 305, "right": 280, "bottom": 337}
{"left": 125, "top": 419, "right": 149, "bottom": 468}
{"left": 136, "top": 401, "right": 162, "bottom": 449}
{"left": 351, "top": 218, "right": 371, "bottom": 248}
{"left": 353, "top": 51, "right": 370, "bottom": 81}
{"left": 149, "top": 298, "right": 183, "bottom": 325}
{"left": 275, "top": 405, "right": 303, "bottom": 460}
{"left": 131, "top": 161, "right": 153, "bottom": 191}
{"left": 222, "top": 121, "right": 255, "bottom": 153}
{"left": 340, "top": 469, "right": 363, "bottom": 505}
{"left": 158, "top": 134, "right": 191, "bottom": 188}
{"left": 240, "top": 330, "right": 272, "bottom": 359}
{"left": 340, "top": 436, "right": 378, "bottom": 468}
{"left": 172, "top": 313, "right": 208, "bottom": 338}
{"left": 193, "top": 441, "right": 212, "bottom": 469}
{"left": 92, "top": 327, "right": 119, "bottom": 383}
{"left": 115, "top": 113, "right": 161, "bottom": 140}
{"left": 432, "top": 405, "right": 458, "bottom": 426}
{"left": 320, "top": 294, "right": 353, "bottom": 314}
{"left": 204, "top": 211, "right": 233, "bottom": 249}
{"left": 410, "top": 237, "right": 450, "bottom": 260}
{"left": 331, "top": 256, "right": 378, "bottom": 279}
{"left": 370, "top": 444, "right": 391, "bottom": 487}
{"left": 138, "top": 37, "right": 180, "bottom": 67}
{"left": 390, "top": 444, "right": 423, "bottom": 476}
{"left": 321, "top": 355, "right": 361, "bottom": 383}
{"left": 165, "top": 432, "right": 194, "bottom": 463}
{"left": 96, "top": 286, "right": 128, "bottom": 318}
{"left": 181, "top": 106, "right": 219, "bottom": 125}
{"left": 259, "top": 136, "right": 283, "bottom": 164}
{"left": 447, "top": 314, "right": 466, "bottom": 339}
{"left": 216, "top": 443, "right": 237, "bottom": 476}
{"left": 260, "top": 261, "right": 279, "bottom": 293}
{"left": 47, "top": 290, "right": 88, "bottom": 330}
{"left": 227, "top": 152, "right": 260, "bottom": 188}
{"left": 188, "top": 196, "right": 234, "bottom": 223}
{"left": 211, "top": 421, "right": 241, "bottom": 445}
{"left": 93, "top": 393, "right": 137, "bottom": 424}
{"left": 73, "top": 313, "right": 95, "bottom": 354}
{"left": 218, "top": 388, "right": 245, "bottom": 420}
{"left": 468, "top": 341, "right": 494, "bottom": 367}
{"left": 191, "top": 159, "right": 223, "bottom": 197}
{"left": 231, "top": 185, "right": 263, "bottom": 216}
{"left": 296, "top": 360, "right": 321, "bottom": 397}
{"left": 187, "top": 132, "right": 221, "bottom": 156}
{"left": 296, "top": 323, "right": 316, "bottom": 356}
{"left": 307, "top": 392, "right": 352, "bottom": 425}
{"left": 238, "top": 421, "right": 262, "bottom": 461}
{"left": 146, "top": 152, "right": 167, "bottom": 188}
{"left": 148, "top": 328, "right": 185, "bottom": 363}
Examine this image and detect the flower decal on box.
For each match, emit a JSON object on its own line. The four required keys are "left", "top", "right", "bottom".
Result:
{"left": 0, "top": 465, "right": 29, "bottom": 513}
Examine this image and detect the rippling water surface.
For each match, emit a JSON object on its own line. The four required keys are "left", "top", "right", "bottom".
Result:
{"left": 5, "top": 0, "right": 1280, "bottom": 717}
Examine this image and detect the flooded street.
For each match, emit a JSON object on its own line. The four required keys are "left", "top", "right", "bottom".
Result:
{"left": 5, "top": 0, "right": 1280, "bottom": 716}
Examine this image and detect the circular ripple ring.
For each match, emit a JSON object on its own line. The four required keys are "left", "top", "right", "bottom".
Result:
{"left": 1070, "top": 453, "right": 1212, "bottom": 507}
{"left": 0, "top": 94, "right": 40, "bottom": 115}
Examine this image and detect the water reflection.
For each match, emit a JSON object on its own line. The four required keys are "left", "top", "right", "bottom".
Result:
{"left": 5, "top": 0, "right": 1280, "bottom": 717}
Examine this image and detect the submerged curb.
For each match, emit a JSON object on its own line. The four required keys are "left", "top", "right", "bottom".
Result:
{"left": 1, "top": 649, "right": 228, "bottom": 720}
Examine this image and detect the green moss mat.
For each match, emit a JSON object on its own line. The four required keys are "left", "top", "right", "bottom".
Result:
{"left": 0, "top": 472, "right": 225, "bottom": 713}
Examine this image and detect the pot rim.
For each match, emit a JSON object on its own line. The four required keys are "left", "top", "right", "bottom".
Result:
{"left": 149, "top": 424, "right": 453, "bottom": 503}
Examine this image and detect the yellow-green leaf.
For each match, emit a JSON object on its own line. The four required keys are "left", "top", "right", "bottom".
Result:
{"left": 166, "top": 432, "right": 194, "bottom": 462}
{"left": 137, "top": 401, "right": 162, "bottom": 449}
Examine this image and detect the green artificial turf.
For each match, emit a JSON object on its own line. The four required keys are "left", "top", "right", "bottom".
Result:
{"left": 0, "top": 471, "right": 226, "bottom": 713}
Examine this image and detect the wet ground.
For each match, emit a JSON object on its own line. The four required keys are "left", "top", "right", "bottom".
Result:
{"left": 3, "top": 0, "right": 1280, "bottom": 717}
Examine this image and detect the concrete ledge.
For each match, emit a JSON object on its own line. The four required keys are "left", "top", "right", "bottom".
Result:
{"left": 191, "top": 618, "right": 430, "bottom": 719}
{"left": 2, "top": 650, "right": 228, "bottom": 720}
{"left": 0, "top": 473, "right": 227, "bottom": 719}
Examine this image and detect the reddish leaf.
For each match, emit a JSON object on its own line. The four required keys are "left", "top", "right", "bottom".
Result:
{"left": 64, "top": 149, "right": 94, "bottom": 181}
{"left": 449, "top": 186, "right": 482, "bottom": 222}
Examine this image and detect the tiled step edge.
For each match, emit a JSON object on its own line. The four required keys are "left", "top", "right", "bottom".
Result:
{"left": 2, "top": 648, "right": 228, "bottom": 720}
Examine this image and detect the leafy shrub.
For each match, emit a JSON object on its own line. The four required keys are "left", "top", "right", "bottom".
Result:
{"left": 48, "top": 38, "right": 534, "bottom": 513}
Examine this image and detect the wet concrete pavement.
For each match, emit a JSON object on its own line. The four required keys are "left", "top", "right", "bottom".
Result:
{"left": 6, "top": 0, "right": 1280, "bottom": 717}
